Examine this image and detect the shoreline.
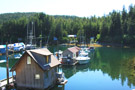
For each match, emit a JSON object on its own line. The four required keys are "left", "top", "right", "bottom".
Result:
{"left": 60, "top": 43, "right": 132, "bottom": 48}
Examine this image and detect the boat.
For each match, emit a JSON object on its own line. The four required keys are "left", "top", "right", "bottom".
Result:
{"left": 0, "top": 45, "right": 6, "bottom": 55}
{"left": 76, "top": 50, "right": 90, "bottom": 64}
{"left": 54, "top": 50, "right": 63, "bottom": 62}
{"left": 82, "top": 47, "right": 90, "bottom": 53}
{"left": 13, "top": 43, "right": 25, "bottom": 52}
{"left": 0, "top": 60, "right": 6, "bottom": 63}
{"left": 25, "top": 44, "right": 36, "bottom": 50}
{"left": 14, "top": 53, "right": 22, "bottom": 59}
{"left": 89, "top": 46, "right": 95, "bottom": 51}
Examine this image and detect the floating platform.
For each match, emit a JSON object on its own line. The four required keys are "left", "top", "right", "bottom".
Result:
{"left": 57, "top": 80, "right": 68, "bottom": 85}
{"left": 61, "top": 61, "right": 78, "bottom": 65}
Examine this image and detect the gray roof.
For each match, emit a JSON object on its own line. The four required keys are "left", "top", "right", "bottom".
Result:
{"left": 10, "top": 48, "right": 60, "bottom": 71}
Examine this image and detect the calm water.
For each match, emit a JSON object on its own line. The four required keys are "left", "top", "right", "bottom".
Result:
{"left": 50, "top": 46, "right": 135, "bottom": 90}
{"left": 0, "top": 53, "right": 22, "bottom": 80}
{"left": 0, "top": 46, "right": 135, "bottom": 90}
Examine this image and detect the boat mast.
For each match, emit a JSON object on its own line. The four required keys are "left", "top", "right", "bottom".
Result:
{"left": 27, "top": 21, "right": 36, "bottom": 45}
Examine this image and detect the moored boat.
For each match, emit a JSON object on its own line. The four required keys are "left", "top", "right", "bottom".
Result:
{"left": 76, "top": 50, "right": 90, "bottom": 64}
{"left": 0, "top": 45, "right": 6, "bottom": 55}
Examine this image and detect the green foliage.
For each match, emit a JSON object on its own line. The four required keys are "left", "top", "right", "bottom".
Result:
{"left": 95, "top": 34, "right": 100, "bottom": 42}
{"left": 0, "top": 5, "right": 135, "bottom": 46}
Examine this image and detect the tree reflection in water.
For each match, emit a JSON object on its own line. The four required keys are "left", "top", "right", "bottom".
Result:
{"left": 90, "top": 47, "right": 135, "bottom": 87}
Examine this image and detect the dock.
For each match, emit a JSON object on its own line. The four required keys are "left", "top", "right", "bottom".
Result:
{"left": 57, "top": 80, "right": 68, "bottom": 85}
{"left": 0, "top": 77, "right": 14, "bottom": 88}
{"left": 61, "top": 60, "right": 78, "bottom": 65}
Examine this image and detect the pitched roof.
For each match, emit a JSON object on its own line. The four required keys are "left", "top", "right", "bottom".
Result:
{"left": 10, "top": 48, "right": 60, "bottom": 71}
{"left": 74, "top": 46, "right": 81, "bottom": 50}
{"left": 30, "top": 48, "right": 52, "bottom": 56}
{"left": 68, "top": 46, "right": 81, "bottom": 53}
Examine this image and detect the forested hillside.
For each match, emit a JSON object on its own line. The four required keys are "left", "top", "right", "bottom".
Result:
{"left": 0, "top": 5, "right": 135, "bottom": 46}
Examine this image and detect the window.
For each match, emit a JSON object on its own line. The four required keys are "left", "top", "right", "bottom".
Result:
{"left": 44, "top": 55, "right": 51, "bottom": 64}
{"left": 46, "top": 56, "right": 49, "bottom": 63}
{"left": 27, "top": 56, "right": 31, "bottom": 64}
{"left": 68, "top": 54, "right": 70, "bottom": 57}
{"left": 35, "top": 74, "right": 40, "bottom": 79}
{"left": 73, "top": 53, "right": 76, "bottom": 57}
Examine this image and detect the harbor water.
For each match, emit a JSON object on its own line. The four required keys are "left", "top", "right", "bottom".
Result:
{"left": 0, "top": 46, "right": 135, "bottom": 90}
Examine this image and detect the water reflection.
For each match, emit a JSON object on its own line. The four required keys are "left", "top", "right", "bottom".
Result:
{"left": 0, "top": 47, "right": 135, "bottom": 90}
{"left": 90, "top": 47, "right": 135, "bottom": 87}
{"left": 0, "top": 53, "right": 22, "bottom": 80}
{"left": 62, "top": 66, "right": 77, "bottom": 79}
{"left": 53, "top": 47, "right": 135, "bottom": 90}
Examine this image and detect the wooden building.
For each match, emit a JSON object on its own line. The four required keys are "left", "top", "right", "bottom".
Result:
{"left": 62, "top": 46, "right": 81, "bottom": 65}
{"left": 10, "top": 48, "right": 60, "bottom": 89}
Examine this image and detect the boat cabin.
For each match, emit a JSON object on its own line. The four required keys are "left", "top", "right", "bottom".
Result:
{"left": 10, "top": 48, "right": 61, "bottom": 89}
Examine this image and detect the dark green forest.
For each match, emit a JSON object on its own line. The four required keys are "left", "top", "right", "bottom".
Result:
{"left": 0, "top": 5, "right": 135, "bottom": 46}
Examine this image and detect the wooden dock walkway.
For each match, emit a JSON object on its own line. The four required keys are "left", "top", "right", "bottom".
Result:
{"left": 0, "top": 77, "right": 14, "bottom": 88}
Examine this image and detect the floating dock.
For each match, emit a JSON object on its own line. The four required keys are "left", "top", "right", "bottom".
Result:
{"left": 61, "top": 60, "right": 78, "bottom": 65}
{"left": 58, "top": 80, "right": 68, "bottom": 85}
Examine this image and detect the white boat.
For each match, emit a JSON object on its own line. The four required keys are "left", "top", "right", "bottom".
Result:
{"left": 14, "top": 53, "right": 22, "bottom": 59}
{"left": 25, "top": 44, "right": 36, "bottom": 50}
{"left": 0, "top": 60, "right": 6, "bottom": 63}
{"left": 76, "top": 51, "right": 90, "bottom": 64}
{"left": 83, "top": 47, "right": 90, "bottom": 53}
{"left": 13, "top": 43, "right": 25, "bottom": 52}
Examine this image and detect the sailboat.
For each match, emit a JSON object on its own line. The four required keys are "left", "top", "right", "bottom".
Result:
{"left": 76, "top": 30, "right": 90, "bottom": 64}
{"left": 25, "top": 22, "right": 36, "bottom": 50}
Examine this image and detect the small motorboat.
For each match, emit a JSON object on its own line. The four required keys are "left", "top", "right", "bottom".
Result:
{"left": 76, "top": 51, "right": 90, "bottom": 64}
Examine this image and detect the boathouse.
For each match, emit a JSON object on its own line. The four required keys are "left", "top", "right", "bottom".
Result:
{"left": 62, "top": 46, "right": 81, "bottom": 65}
{"left": 10, "top": 48, "right": 60, "bottom": 89}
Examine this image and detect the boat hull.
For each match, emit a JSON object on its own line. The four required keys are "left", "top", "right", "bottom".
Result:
{"left": 76, "top": 57, "right": 90, "bottom": 64}
{"left": 78, "top": 59, "right": 90, "bottom": 64}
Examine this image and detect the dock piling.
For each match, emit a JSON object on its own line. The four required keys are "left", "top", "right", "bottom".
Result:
{"left": 6, "top": 42, "right": 9, "bottom": 86}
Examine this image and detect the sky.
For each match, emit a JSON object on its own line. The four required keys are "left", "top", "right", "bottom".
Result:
{"left": 0, "top": 0, "right": 135, "bottom": 17}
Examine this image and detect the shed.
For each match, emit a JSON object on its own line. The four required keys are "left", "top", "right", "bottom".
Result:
{"left": 10, "top": 48, "right": 60, "bottom": 89}
{"left": 62, "top": 46, "right": 81, "bottom": 65}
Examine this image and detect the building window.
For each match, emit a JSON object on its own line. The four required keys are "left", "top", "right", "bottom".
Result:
{"left": 68, "top": 54, "right": 70, "bottom": 57}
{"left": 46, "top": 55, "right": 49, "bottom": 63}
{"left": 27, "top": 56, "right": 31, "bottom": 64}
{"left": 73, "top": 53, "right": 76, "bottom": 57}
{"left": 35, "top": 74, "right": 40, "bottom": 79}
{"left": 44, "top": 55, "right": 51, "bottom": 65}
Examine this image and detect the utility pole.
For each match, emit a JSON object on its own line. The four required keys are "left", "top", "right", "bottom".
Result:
{"left": 6, "top": 42, "right": 9, "bottom": 86}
